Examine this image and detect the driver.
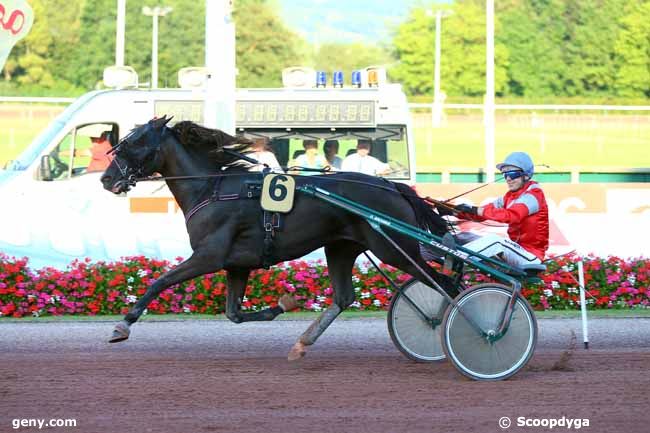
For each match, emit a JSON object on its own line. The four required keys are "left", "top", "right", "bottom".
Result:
{"left": 437, "top": 152, "right": 549, "bottom": 267}
{"left": 86, "top": 131, "right": 114, "bottom": 172}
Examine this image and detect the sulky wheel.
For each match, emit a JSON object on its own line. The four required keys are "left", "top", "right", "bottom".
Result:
{"left": 442, "top": 283, "right": 537, "bottom": 381}
{"left": 387, "top": 278, "right": 450, "bottom": 362}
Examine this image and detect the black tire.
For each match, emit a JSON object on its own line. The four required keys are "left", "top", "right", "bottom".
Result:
{"left": 442, "top": 283, "right": 538, "bottom": 381}
{"left": 387, "top": 278, "right": 449, "bottom": 362}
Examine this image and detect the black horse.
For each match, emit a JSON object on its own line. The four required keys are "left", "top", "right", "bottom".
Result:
{"left": 101, "top": 117, "right": 455, "bottom": 360}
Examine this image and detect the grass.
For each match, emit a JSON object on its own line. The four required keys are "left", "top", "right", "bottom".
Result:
{"left": 2, "top": 104, "right": 650, "bottom": 170}
{"left": 1, "top": 308, "right": 649, "bottom": 323}
{"left": 0, "top": 104, "right": 66, "bottom": 165}
{"left": 412, "top": 113, "right": 650, "bottom": 171}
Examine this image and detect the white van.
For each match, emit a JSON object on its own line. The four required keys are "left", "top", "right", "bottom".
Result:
{"left": 0, "top": 73, "right": 416, "bottom": 268}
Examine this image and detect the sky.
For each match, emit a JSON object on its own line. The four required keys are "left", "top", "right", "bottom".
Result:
{"left": 277, "top": 0, "right": 426, "bottom": 45}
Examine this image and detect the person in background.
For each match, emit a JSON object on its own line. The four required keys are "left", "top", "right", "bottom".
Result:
{"left": 437, "top": 151, "right": 549, "bottom": 267}
{"left": 86, "top": 131, "right": 114, "bottom": 172}
{"left": 323, "top": 140, "right": 342, "bottom": 169}
{"left": 248, "top": 137, "right": 282, "bottom": 172}
{"left": 294, "top": 140, "right": 328, "bottom": 174}
{"left": 341, "top": 140, "right": 390, "bottom": 176}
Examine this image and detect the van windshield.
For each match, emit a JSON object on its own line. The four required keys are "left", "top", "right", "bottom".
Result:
{"left": 239, "top": 126, "right": 411, "bottom": 180}
{"left": 3, "top": 93, "right": 98, "bottom": 171}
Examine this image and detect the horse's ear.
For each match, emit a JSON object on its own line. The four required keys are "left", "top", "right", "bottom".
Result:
{"left": 152, "top": 115, "right": 173, "bottom": 129}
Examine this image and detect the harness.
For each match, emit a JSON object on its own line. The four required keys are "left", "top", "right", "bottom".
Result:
{"left": 116, "top": 141, "right": 454, "bottom": 269}
{"left": 184, "top": 171, "right": 282, "bottom": 268}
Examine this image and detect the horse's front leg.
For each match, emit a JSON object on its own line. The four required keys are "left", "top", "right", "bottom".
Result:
{"left": 225, "top": 268, "right": 297, "bottom": 323}
{"left": 109, "top": 252, "right": 220, "bottom": 343}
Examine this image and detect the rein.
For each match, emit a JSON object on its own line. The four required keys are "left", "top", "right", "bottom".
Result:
{"left": 124, "top": 149, "right": 479, "bottom": 234}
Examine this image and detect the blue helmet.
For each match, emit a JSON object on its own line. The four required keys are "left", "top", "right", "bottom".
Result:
{"left": 496, "top": 152, "right": 534, "bottom": 178}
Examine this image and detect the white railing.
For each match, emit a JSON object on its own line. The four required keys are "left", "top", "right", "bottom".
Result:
{"left": 0, "top": 96, "right": 76, "bottom": 103}
{"left": 2, "top": 96, "right": 649, "bottom": 111}
{"left": 409, "top": 102, "right": 650, "bottom": 111}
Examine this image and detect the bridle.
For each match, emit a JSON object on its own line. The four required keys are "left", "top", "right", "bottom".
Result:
{"left": 107, "top": 128, "right": 161, "bottom": 191}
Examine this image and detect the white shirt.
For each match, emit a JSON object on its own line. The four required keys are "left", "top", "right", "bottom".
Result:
{"left": 294, "top": 153, "right": 328, "bottom": 169}
{"left": 294, "top": 153, "right": 329, "bottom": 175}
{"left": 341, "top": 153, "right": 390, "bottom": 176}
{"left": 248, "top": 151, "right": 283, "bottom": 172}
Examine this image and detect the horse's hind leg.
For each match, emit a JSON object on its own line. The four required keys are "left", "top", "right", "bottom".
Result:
{"left": 288, "top": 241, "right": 364, "bottom": 361}
{"left": 225, "top": 268, "right": 297, "bottom": 323}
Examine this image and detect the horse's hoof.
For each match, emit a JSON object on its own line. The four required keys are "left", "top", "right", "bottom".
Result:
{"left": 108, "top": 321, "right": 130, "bottom": 343}
{"left": 287, "top": 341, "right": 306, "bottom": 361}
{"left": 278, "top": 294, "right": 298, "bottom": 312}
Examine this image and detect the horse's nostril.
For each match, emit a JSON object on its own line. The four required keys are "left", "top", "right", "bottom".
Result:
{"left": 101, "top": 175, "right": 112, "bottom": 184}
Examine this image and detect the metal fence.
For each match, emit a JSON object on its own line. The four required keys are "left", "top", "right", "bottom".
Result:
{"left": 409, "top": 102, "right": 650, "bottom": 182}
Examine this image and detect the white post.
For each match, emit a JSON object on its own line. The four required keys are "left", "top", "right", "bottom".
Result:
{"left": 204, "top": 0, "right": 236, "bottom": 133}
{"left": 432, "top": 10, "right": 442, "bottom": 128}
{"left": 484, "top": 0, "right": 496, "bottom": 183}
{"left": 116, "top": 0, "right": 126, "bottom": 66}
{"left": 578, "top": 260, "right": 589, "bottom": 349}
{"left": 151, "top": 14, "right": 158, "bottom": 88}
{"left": 142, "top": 6, "right": 173, "bottom": 89}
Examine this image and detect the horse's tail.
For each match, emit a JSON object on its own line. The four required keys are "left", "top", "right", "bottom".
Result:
{"left": 394, "top": 183, "right": 448, "bottom": 237}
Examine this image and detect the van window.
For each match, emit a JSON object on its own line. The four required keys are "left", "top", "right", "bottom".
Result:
{"left": 280, "top": 127, "right": 411, "bottom": 180}
{"left": 46, "top": 133, "right": 73, "bottom": 180}
{"left": 72, "top": 124, "right": 115, "bottom": 176}
{"left": 41, "top": 123, "right": 116, "bottom": 181}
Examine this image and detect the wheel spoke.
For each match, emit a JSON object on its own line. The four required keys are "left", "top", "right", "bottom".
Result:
{"left": 443, "top": 284, "right": 537, "bottom": 381}
{"left": 388, "top": 280, "right": 449, "bottom": 362}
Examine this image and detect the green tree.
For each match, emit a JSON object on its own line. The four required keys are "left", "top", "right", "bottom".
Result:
{"left": 388, "top": 8, "right": 434, "bottom": 95}
{"left": 613, "top": 1, "right": 650, "bottom": 97}
{"left": 71, "top": 0, "right": 117, "bottom": 89}
{"left": 12, "top": 0, "right": 54, "bottom": 87}
{"left": 562, "top": 0, "right": 629, "bottom": 96}
{"left": 497, "top": 0, "right": 568, "bottom": 97}
{"left": 46, "top": 0, "right": 84, "bottom": 90}
{"left": 233, "top": 1, "right": 306, "bottom": 87}
{"left": 391, "top": 2, "right": 508, "bottom": 97}
{"left": 68, "top": 0, "right": 204, "bottom": 89}
{"left": 154, "top": 1, "right": 204, "bottom": 88}
{"left": 125, "top": 0, "right": 204, "bottom": 88}
{"left": 310, "top": 42, "right": 393, "bottom": 78}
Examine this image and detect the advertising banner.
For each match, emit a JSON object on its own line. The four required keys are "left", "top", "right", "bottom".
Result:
{"left": 0, "top": 0, "right": 33, "bottom": 71}
{"left": 416, "top": 183, "right": 650, "bottom": 259}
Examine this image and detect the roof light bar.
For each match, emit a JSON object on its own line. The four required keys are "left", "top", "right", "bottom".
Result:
{"left": 333, "top": 71, "right": 344, "bottom": 88}
{"left": 351, "top": 70, "right": 362, "bottom": 87}
{"left": 316, "top": 71, "right": 327, "bottom": 88}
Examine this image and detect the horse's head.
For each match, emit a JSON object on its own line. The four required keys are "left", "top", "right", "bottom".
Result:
{"left": 101, "top": 116, "right": 172, "bottom": 194}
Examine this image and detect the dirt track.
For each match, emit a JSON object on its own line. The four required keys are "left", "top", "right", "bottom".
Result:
{"left": 1, "top": 319, "right": 648, "bottom": 433}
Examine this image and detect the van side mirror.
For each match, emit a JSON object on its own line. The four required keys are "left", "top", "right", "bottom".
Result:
{"left": 39, "top": 155, "right": 53, "bottom": 181}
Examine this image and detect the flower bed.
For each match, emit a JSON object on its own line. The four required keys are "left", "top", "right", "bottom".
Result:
{"left": 0, "top": 253, "right": 648, "bottom": 318}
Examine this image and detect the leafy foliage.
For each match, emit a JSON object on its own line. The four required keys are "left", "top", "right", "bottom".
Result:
{"left": 1, "top": 0, "right": 650, "bottom": 98}
{"left": 309, "top": 42, "right": 393, "bottom": 78}
{"left": 390, "top": 0, "right": 650, "bottom": 98}
{"left": 613, "top": 1, "right": 650, "bottom": 98}
{"left": 233, "top": 1, "right": 304, "bottom": 88}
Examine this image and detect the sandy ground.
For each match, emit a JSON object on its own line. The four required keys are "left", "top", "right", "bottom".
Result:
{"left": 1, "top": 318, "right": 648, "bottom": 433}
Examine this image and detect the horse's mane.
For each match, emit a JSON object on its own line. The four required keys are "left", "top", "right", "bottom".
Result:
{"left": 170, "top": 121, "right": 255, "bottom": 167}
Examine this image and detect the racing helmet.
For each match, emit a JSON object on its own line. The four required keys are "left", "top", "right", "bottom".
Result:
{"left": 496, "top": 152, "right": 534, "bottom": 178}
